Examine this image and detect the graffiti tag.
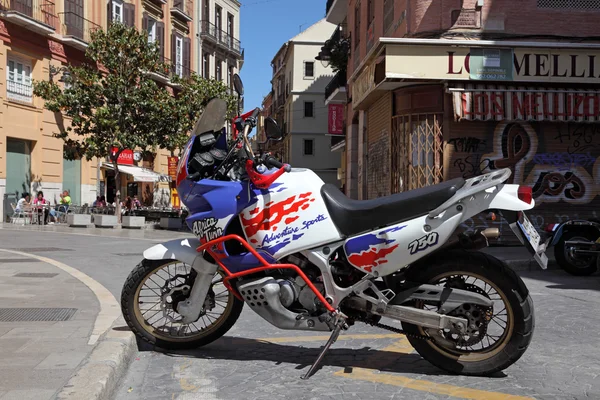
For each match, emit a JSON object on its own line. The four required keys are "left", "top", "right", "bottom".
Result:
{"left": 532, "top": 152, "right": 596, "bottom": 171}
{"left": 448, "top": 137, "right": 487, "bottom": 153}
{"left": 555, "top": 124, "right": 600, "bottom": 154}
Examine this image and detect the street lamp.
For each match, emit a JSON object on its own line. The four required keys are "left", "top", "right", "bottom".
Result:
{"left": 49, "top": 65, "right": 71, "bottom": 83}
{"left": 315, "top": 40, "right": 332, "bottom": 68}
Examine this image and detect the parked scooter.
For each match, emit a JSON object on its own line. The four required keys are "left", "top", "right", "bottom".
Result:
{"left": 544, "top": 219, "right": 600, "bottom": 276}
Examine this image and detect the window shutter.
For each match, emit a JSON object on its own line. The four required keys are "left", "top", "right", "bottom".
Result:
{"left": 183, "top": 37, "right": 191, "bottom": 77}
{"left": 124, "top": 3, "right": 135, "bottom": 27}
{"left": 157, "top": 22, "right": 164, "bottom": 61}
{"left": 107, "top": 0, "right": 113, "bottom": 26}
{"left": 171, "top": 32, "right": 176, "bottom": 72}
{"left": 142, "top": 12, "right": 147, "bottom": 32}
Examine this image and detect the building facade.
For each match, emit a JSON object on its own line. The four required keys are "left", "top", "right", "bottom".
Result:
{"left": 0, "top": 0, "right": 208, "bottom": 220}
{"left": 268, "top": 19, "right": 342, "bottom": 186}
{"left": 196, "top": 0, "right": 242, "bottom": 86}
{"left": 330, "top": 0, "right": 600, "bottom": 241}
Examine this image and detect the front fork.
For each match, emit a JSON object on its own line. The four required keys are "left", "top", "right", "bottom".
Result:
{"left": 177, "top": 254, "right": 218, "bottom": 324}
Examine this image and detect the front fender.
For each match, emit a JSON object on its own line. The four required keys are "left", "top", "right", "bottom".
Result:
{"left": 143, "top": 237, "right": 202, "bottom": 266}
{"left": 550, "top": 220, "right": 600, "bottom": 247}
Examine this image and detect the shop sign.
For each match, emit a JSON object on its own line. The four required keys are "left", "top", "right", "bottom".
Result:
{"left": 110, "top": 147, "right": 134, "bottom": 165}
{"left": 168, "top": 156, "right": 179, "bottom": 180}
{"left": 352, "top": 62, "right": 376, "bottom": 108}
{"left": 328, "top": 104, "right": 344, "bottom": 135}
{"left": 385, "top": 44, "right": 600, "bottom": 84}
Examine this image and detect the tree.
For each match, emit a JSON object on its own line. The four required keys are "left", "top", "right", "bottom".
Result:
{"left": 33, "top": 22, "right": 237, "bottom": 222}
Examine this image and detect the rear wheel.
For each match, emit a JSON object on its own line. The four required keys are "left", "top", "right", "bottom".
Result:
{"left": 121, "top": 259, "right": 243, "bottom": 350}
{"left": 554, "top": 231, "right": 598, "bottom": 276}
{"left": 401, "top": 250, "right": 534, "bottom": 376}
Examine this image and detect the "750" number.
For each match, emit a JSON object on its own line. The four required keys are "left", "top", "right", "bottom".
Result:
{"left": 408, "top": 232, "right": 439, "bottom": 255}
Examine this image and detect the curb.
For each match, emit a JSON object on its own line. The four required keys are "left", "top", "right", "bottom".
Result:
{"left": 55, "top": 317, "right": 137, "bottom": 400}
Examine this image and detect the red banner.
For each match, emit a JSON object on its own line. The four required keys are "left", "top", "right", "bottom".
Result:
{"left": 328, "top": 104, "right": 344, "bottom": 135}
{"left": 110, "top": 147, "right": 134, "bottom": 165}
{"left": 168, "top": 156, "right": 179, "bottom": 180}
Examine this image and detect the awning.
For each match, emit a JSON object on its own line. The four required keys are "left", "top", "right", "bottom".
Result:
{"left": 449, "top": 83, "right": 600, "bottom": 122}
{"left": 102, "top": 163, "right": 171, "bottom": 183}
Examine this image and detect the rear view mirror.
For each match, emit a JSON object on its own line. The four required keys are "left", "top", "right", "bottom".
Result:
{"left": 233, "top": 74, "right": 244, "bottom": 97}
{"left": 264, "top": 117, "right": 282, "bottom": 139}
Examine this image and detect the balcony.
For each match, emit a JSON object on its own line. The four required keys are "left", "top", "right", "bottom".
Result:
{"left": 0, "top": 0, "right": 57, "bottom": 35}
{"left": 171, "top": 0, "right": 192, "bottom": 22}
{"left": 148, "top": 57, "right": 192, "bottom": 85}
{"left": 325, "top": 71, "right": 347, "bottom": 105}
{"left": 7, "top": 80, "right": 33, "bottom": 103}
{"left": 58, "top": 12, "right": 100, "bottom": 50}
{"left": 199, "top": 20, "right": 243, "bottom": 57}
{"left": 326, "top": 0, "right": 347, "bottom": 25}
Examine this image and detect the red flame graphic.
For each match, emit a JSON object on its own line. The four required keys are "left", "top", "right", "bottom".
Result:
{"left": 347, "top": 244, "right": 399, "bottom": 273}
{"left": 241, "top": 192, "right": 313, "bottom": 237}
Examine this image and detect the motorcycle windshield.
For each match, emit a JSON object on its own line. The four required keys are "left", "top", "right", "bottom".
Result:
{"left": 192, "top": 98, "right": 228, "bottom": 137}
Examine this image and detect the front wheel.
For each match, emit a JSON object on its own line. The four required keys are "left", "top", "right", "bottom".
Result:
{"left": 121, "top": 259, "right": 243, "bottom": 350}
{"left": 401, "top": 250, "right": 534, "bottom": 376}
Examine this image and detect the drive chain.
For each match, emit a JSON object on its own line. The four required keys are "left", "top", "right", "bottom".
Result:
{"left": 352, "top": 316, "right": 433, "bottom": 342}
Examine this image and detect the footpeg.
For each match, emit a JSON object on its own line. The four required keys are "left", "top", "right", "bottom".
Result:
{"left": 301, "top": 313, "right": 346, "bottom": 380}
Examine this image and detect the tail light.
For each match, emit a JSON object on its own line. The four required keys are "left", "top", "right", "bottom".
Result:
{"left": 517, "top": 186, "right": 533, "bottom": 204}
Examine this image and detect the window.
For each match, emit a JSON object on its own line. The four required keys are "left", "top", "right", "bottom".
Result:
{"left": 215, "top": 5, "right": 222, "bottom": 30}
{"left": 7, "top": 58, "right": 32, "bottom": 103}
{"left": 383, "top": 0, "right": 394, "bottom": 33}
{"left": 367, "top": 0, "right": 375, "bottom": 25}
{"left": 354, "top": 1, "right": 361, "bottom": 50}
{"left": 203, "top": 53, "right": 210, "bottom": 79}
{"left": 112, "top": 0, "right": 123, "bottom": 23}
{"left": 304, "top": 101, "right": 314, "bottom": 118}
{"left": 203, "top": 0, "right": 209, "bottom": 20}
{"left": 228, "top": 65, "right": 234, "bottom": 91}
{"left": 146, "top": 18, "right": 157, "bottom": 43}
{"left": 175, "top": 36, "right": 183, "bottom": 77}
{"left": 215, "top": 59, "right": 222, "bottom": 81}
{"left": 304, "top": 61, "right": 314, "bottom": 78}
{"left": 303, "top": 139, "right": 314, "bottom": 156}
{"left": 227, "top": 13, "right": 234, "bottom": 46}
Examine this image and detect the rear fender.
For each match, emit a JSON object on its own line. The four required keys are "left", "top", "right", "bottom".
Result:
{"left": 143, "top": 238, "right": 202, "bottom": 266}
{"left": 550, "top": 220, "right": 600, "bottom": 247}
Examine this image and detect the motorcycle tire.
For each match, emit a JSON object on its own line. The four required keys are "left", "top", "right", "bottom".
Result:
{"left": 554, "top": 231, "right": 598, "bottom": 276}
{"left": 401, "top": 250, "right": 534, "bottom": 376}
{"left": 121, "top": 259, "right": 243, "bottom": 350}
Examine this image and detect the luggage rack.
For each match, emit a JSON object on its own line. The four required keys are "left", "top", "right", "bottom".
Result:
{"left": 428, "top": 168, "right": 512, "bottom": 218}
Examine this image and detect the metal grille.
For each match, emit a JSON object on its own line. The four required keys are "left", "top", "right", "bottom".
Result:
{"left": 0, "top": 308, "right": 77, "bottom": 322}
{"left": 13, "top": 273, "right": 58, "bottom": 278}
{"left": 537, "top": 0, "right": 600, "bottom": 8}
{"left": 391, "top": 114, "right": 444, "bottom": 193}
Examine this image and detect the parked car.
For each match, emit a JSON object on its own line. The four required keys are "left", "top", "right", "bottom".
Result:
{"left": 544, "top": 219, "right": 600, "bottom": 276}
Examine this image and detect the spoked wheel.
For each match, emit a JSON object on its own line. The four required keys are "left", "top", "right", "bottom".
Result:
{"left": 121, "top": 259, "right": 243, "bottom": 350}
{"left": 401, "top": 250, "right": 534, "bottom": 376}
{"left": 555, "top": 231, "right": 599, "bottom": 276}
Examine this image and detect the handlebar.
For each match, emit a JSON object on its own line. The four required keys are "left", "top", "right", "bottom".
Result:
{"left": 265, "top": 156, "right": 291, "bottom": 173}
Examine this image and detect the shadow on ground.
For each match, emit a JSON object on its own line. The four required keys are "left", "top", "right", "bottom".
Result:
{"left": 520, "top": 270, "right": 600, "bottom": 292}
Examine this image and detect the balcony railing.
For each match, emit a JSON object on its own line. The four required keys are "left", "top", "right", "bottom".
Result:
{"left": 0, "top": 0, "right": 58, "bottom": 31}
{"left": 172, "top": 0, "right": 192, "bottom": 21}
{"left": 199, "top": 20, "right": 243, "bottom": 56}
{"left": 7, "top": 80, "right": 33, "bottom": 103}
{"left": 156, "top": 57, "right": 193, "bottom": 80}
{"left": 58, "top": 11, "right": 101, "bottom": 46}
{"left": 325, "top": 71, "right": 347, "bottom": 100}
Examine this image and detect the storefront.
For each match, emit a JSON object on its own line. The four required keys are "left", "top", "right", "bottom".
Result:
{"left": 350, "top": 38, "right": 600, "bottom": 242}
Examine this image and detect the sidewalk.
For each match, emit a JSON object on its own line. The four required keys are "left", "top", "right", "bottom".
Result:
{"left": 0, "top": 252, "right": 99, "bottom": 400}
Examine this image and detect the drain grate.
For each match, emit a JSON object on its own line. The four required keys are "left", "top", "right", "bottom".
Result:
{"left": 0, "top": 308, "right": 77, "bottom": 322}
{"left": 9, "top": 248, "right": 73, "bottom": 252}
{"left": 13, "top": 273, "right": 58, "bottom": 278}
{"left": 0, "top": 258, "right": 41, "bottom": 263}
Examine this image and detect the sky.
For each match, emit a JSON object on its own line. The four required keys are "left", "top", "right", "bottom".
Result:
{"left": 239, "top": 0, "right": 326, "bottom": 112}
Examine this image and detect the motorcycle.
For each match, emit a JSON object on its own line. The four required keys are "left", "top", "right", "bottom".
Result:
{"left": 121, "top": 74, "right": 547, "bottom": 379}
{"left": 544, "top": 219, "right": 600, "bottom": 276}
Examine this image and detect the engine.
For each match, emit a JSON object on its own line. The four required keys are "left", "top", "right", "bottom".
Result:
{"left": 277, "top": 276, "right": 324, "bottom": 314}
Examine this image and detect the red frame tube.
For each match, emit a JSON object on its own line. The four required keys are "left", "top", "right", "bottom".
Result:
{"left": 197, "top": 234, "right": 335, "bottom": 313}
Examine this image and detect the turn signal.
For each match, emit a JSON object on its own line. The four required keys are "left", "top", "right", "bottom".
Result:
{"left": 517, "top": 186, "right": 533, "bottom": 204}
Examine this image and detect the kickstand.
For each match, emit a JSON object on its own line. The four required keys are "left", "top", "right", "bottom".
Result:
{"left": 301, "top": 318, "right": 345, "bottom": 380}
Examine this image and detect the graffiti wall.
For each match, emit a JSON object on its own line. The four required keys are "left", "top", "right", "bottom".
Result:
{"left": 447, "top": 120, "right": 600, "bottom": 242}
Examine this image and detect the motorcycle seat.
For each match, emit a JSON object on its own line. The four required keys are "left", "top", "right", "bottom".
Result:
{"left": 320, "top": 178, "right": 466, "bottom": 237}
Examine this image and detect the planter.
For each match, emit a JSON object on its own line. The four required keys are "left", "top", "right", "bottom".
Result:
{"left": 122, "top": 216, "right": 145, "bottom": 229}
{"left": 94, "top": 214, "right": 118, "bottom": 228}
{"left": 160, "top": 217, "right": 182, "bottom": 230}
{"left": 67, "top": 214, "right": 91, "bottom": 227}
